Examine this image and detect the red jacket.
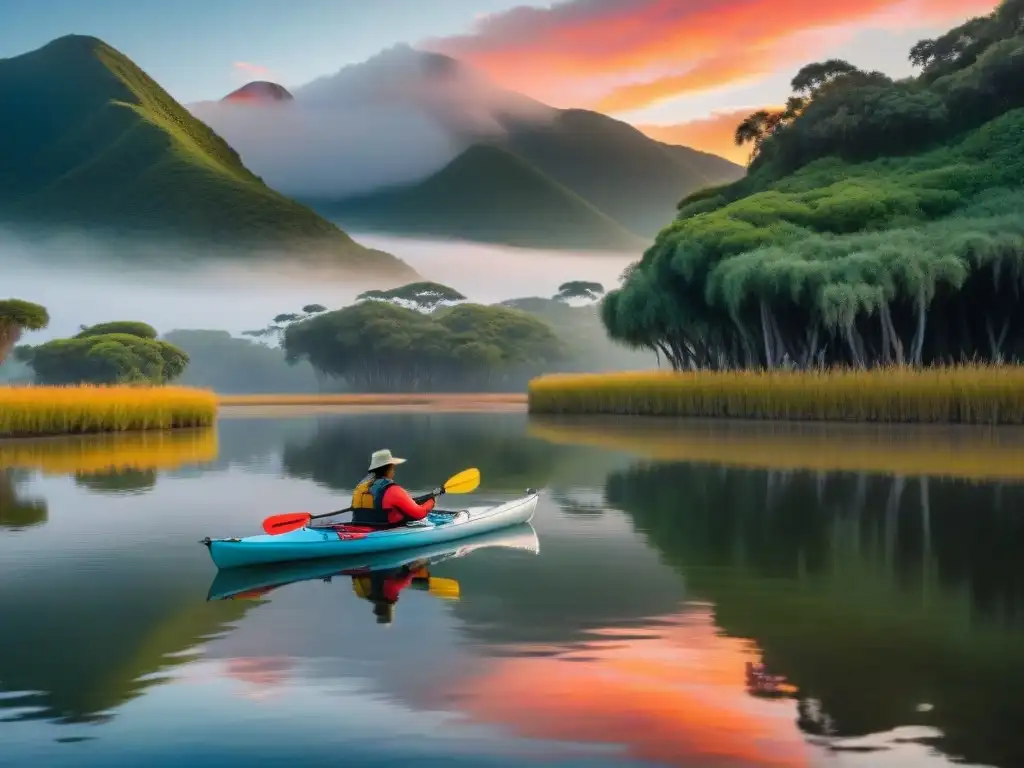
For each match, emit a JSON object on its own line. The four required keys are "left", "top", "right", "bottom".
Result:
{"left": 379, "top": 485, "right": 435, "bottom": 526}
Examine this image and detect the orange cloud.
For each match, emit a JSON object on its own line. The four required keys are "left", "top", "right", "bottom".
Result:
{"left": 639, "top": 107, "right": 783, "bottom": 165}
{"left": 424, "top": 0, "right": 1000, "bottom": 113}
{"left": 433, "top": 607, "right": 816, "bottom": 767}
{"left": 233, "top": 61, "right": 271, "bottom": 78}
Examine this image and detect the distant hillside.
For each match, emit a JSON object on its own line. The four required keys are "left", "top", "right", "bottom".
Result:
{"left": 497, "top": 109, "right": 745, "bottom": 237}
{"left": 0, "top": 36, "right": 415, "bottom": 278}
{"left": 193, "top": 47, "right": 744, "bottom": 250}
{"left": 223, "top": 81, "right": 294, "bottom": 103}
{"left": 324, "top": 144, "right": 647, "bottom": 251}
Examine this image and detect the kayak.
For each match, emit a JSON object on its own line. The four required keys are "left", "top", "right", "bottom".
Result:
{"left": 207, "top": 523, "right": 540, "bottom": 601}
{"left": 202, "top": 489, "right": 539, "bottom": 569}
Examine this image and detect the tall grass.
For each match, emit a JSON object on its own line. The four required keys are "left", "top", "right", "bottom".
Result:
{"left": 527, "top": 366, "right": 1024, "bottom": 424}
{"left": 0, "top": 385, "right": 217, "bottom": 438}
{"left": 0, "top": 429, "right": 218, "bottom": 473}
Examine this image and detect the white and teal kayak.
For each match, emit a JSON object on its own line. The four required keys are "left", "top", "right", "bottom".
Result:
{"left": 202, "top": 490, "right": 538, "bottom": 570}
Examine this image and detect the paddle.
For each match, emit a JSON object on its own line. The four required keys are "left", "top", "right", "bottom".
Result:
{"left": 260, "top": 468, "right": 481, "bottom": 535}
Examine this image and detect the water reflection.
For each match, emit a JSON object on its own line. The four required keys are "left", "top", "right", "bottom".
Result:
{"left": 608, "top": 461, "right": 1024, "bottom": 767}
{"left": 208, "top": 524, "right": 541, "bottom": 627}
{"left": 0, "top": 470, "right": 47, "bottom": 530}
{"left": 2, "top": 413, "right": 1022, "bottom": 768}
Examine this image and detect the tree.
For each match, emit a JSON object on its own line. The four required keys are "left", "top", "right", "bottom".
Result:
{"left": 76, "top": 321, "right": 157, "bottom": 339}
{"left": 0, "top": 299, "right": 49, "bottom": 367}
{"left": 283, "top": 300, "right": 563, "bottom": 391}
{"left": 243, "top": 304, "right": 330, "bottom": 345}
{"left": 356, "top": 282, "right": 467, "bottom": 313}
{"left": 19, "top": 323, "right": 190, "bottom": 385}
{"left": 554, "top": 281, "right": 605, "bottom": 303}
{"left": 608, "top": 0, "right": 1024, "bottom": 371}
{"left": 790, "top": 59, "right": 861, "bottom": 96}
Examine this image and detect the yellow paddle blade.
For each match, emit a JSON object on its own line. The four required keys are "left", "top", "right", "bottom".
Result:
{"left": 443, "top": 468, "right": 480, "bottom": 495}
{"left": 427, "top": 577, "right": 461, "bottom": 600}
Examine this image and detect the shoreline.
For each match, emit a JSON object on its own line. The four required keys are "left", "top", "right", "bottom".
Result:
{"left": 217, "top": 392, "right": 528, "bottom": 416}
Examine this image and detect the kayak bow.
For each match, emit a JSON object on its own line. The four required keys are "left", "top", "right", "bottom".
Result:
{"left": 202, "top": 489, "right": 538, "bottom": 569}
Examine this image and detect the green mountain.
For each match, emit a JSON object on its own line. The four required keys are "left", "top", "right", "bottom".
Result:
{"left": 0, "top": 35, "right": 415, "bottom": 277}
{"left": 325, "top": 144, "right": 648, "bottom": 251}
{"left": 498, "top": 108, "right": 745, "bottom": 237}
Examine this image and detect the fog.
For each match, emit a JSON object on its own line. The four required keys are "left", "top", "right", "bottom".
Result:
{"left": 188, "top": 44, "right": 555, "bottom": 199}
{"left": 0, "top": 229, "right": 639, "bottom": 344}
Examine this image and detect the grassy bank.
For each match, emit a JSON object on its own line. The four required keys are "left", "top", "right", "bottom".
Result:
{"left": 0, "top": 385, "right": 217, "bottom": 437}
{"left": 0, "top": 429, "right": 218, "bottom": 473}
{"left": 527, "top": 367, "right": 1024, "bottom": 424}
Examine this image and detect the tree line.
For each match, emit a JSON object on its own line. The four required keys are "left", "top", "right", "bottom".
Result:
{"left": 601, "top": 0, "right": 1024, "bottom": 370}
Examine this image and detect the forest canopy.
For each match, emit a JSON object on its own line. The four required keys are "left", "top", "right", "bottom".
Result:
{"left": 17, "top": 321, "right": 189, "bottom": 385}
{"left": 603, "top": 0, "right": 1024, "bottom": 370}
{"left": 282, "top": 299, "right": 564, "bottom": 391}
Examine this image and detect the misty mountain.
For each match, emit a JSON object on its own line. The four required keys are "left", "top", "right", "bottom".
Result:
{"left": 0, "top": 35, "right": 415, "bottom": 278}
{"left": 322, "top": 144, "right": 646, "bottom": 251}
{"left": 189, "top": 45, "right": 745, "bottom": 249}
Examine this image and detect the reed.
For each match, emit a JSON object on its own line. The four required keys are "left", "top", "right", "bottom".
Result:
{"left": 527, "top": 366, "right": 1024, "bottom": 424}
{"left": 0, "top": 385, "right": 218, "bottom": 438}
{"left": 0, "top": 428, "right": 218, "bottom": 474}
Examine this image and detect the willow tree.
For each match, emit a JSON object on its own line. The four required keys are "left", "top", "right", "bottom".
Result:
{"left": 0, "top": 299, "right": 49, "bottom": 367}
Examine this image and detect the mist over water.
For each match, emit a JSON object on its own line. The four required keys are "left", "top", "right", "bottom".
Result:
{"left": 0, "top": 229, "right": 640, "bottom": 343}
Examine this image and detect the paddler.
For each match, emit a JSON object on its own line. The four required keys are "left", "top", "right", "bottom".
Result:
{"left": 350, "top": 449, "right": 440, "bottom": 528}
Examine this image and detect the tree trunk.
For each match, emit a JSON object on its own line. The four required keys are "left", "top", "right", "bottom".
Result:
{"left": 912, "top": 291, "right": 928, "bottom": 366}
{"left": 760, "top": 300, "right": 775, "bottom": 369}
{"left": 0, "top": 325, "right": 22, "bottom": 367}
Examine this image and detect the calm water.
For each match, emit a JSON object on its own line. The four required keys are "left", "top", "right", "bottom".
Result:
{"left": 2, "top": 412, "right": 1023, "bottom": 768}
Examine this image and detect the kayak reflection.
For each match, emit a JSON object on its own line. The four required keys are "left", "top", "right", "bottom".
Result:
{"left": 207, "top": 523, "right": 540, "bottom": 625}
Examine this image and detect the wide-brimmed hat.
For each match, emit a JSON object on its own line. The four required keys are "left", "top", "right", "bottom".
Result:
{"left": 368, "top": 448, "right": 406, "bottom": 471}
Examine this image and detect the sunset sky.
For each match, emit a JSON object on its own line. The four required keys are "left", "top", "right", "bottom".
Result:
{"left": 1, "top": 0, "right": 1000, "bottom": 163}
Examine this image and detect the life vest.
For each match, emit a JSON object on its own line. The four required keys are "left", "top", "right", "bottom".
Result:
{"left": 350, "top": 475, "right": 396, "bottom": 526}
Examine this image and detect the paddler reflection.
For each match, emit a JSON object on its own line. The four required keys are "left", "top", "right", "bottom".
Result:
{"left": 350, "top": 559, "right": 432, "bottom": 625}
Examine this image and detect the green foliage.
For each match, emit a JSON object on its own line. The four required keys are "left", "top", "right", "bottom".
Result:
{"left": 357, "top": 281, "right": 467, "bottom": 312}
{"left": 162, "top": 329, "right": 324, "bottom": 393}
{"left": 498, "top": 296, "right": 656, "bottom": 372}
{"left": 283, "top": 300, "right": 564, "bottom": 391}
{"left": 0, "top": 299, "right": 50, "bottom": 366}
{"left": 554, "top": 281, "right": 605, "bottom": 303}
{"left": 75, "top": 321, "right": 157, "bottom": 339}
{"left": 20, "top": 325, "right": 189, "bottom": 385}
{"left": 0, "top": 35, "right": 414, "bottom": 277}
{"left": 604, "top": 1, "right": 1024, "bottom": 371}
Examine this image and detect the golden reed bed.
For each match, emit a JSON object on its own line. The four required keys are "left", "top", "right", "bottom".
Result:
{"left": 0, "top": 428, "right": 219, "bottom": 474}
{"left": 528, "top": 416, "right": 1024, "bottom": 482}
{"left": 527, "top": 367, "right": 1024, "bottom": 424}
{"left": 0, "top": 385, "right": 217, "bottom": 438}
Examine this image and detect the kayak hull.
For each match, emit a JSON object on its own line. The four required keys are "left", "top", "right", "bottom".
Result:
{"left": 207, "top": 523, "right": 540, "bottom": 601}
{"left": 204, "top": 491, "right": 538, "bottom": 569}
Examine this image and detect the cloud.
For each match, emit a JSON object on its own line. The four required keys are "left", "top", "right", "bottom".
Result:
{"left": 233, "top": 61, "right": 272, "bottom": 80}
{"left": 423, "top": 0, "right": 1000, "bottom": 114}
{"left": 638, "top": 107, "right": 783, "bottom": 165}
{"left": 192, "top": 45, "right": 554, "bottom": 199}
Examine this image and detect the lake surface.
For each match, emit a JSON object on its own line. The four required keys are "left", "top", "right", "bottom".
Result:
{"left": 2, "top": 412, "right": 1023, "bottom": 767}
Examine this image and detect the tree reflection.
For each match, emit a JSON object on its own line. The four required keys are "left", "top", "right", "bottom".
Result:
{"left": 607, "top": 462, "right": 1024, "bottom": 767}
{"left": 0, "top": 470, "right": 47, "bottom": 529}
